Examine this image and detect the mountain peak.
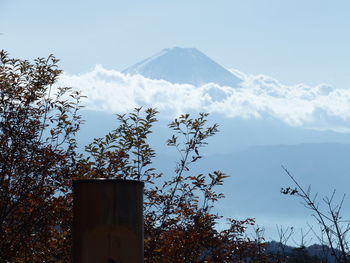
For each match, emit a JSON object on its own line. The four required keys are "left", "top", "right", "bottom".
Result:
{"left": 122, "top": 47, "right": 241, "bottom": 87}
{"left": 162, "top": 46, "right": 200, "bottom": 53}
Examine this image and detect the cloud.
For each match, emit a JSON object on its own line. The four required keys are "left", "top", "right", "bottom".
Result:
{"left": 57, "top": 65, "right": 350, "bottom": 133}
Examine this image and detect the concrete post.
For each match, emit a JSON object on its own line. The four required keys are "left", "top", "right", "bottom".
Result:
{"left": 73, "top": 179, "right": 144, "bottom": 263}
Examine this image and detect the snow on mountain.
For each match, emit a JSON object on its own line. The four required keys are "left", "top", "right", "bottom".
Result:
{"left": 122, "top": 47, "right": 241, "bottom": 87}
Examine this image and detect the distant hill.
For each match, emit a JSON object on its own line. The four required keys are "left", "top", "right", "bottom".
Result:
{"left": 151, "top": 141, "right": 350, "bottom": 239}
{"left": 122, "top": 47, "right": 241, "bottom": 87}
{"left": 266, "top": 241, "right": 340, "bottom": 263}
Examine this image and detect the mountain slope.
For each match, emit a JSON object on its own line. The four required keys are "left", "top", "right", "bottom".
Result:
{"left": 152, "top": 141, "right": 350, "bottom": 240}
{"left": 122, "top": 47, "right": 241, "bottom": 87}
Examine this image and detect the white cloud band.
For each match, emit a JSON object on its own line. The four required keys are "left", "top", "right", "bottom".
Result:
{"left": 57, "top": 65, "right": 350, "bottom": 132}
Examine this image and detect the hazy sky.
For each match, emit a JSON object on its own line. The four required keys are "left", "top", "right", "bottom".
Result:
{"left": 1, "top": 0, "right": 350, "bottom": 89}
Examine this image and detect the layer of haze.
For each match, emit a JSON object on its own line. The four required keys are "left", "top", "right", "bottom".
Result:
{"left": 58, "top": 66, "right": 350, "bottom": 132}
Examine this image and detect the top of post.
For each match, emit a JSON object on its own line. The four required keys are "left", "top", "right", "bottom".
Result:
{"left": 73, "top": 178, "right": 144, "bottom": 186}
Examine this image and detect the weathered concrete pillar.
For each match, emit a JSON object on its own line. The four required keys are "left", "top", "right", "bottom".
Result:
{"left": 73, "top": 179, "right": 144, "bottom": 263}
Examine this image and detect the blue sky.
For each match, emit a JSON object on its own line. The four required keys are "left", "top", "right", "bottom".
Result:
{"left": 1, "top": 0, "right": 350, "bottom": 88}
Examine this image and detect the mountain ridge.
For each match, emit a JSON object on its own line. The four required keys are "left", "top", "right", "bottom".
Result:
{"left": 122, "top": 47, "right": 241, "bottom": 87}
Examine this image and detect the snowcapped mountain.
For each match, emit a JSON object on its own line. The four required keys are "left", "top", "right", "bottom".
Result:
{"left": 122, "top": 47, "right": 241, "bottom": 87}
